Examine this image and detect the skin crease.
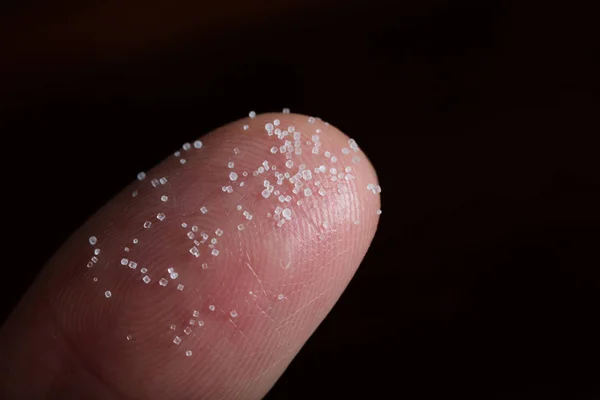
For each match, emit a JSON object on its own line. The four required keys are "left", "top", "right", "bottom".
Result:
{"left": 0, "top": 113, "right": 381, "bottom": 399}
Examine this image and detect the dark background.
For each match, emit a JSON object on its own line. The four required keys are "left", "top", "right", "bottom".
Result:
{"left": 2, "top": 0, "right": 600, "bottom": 398}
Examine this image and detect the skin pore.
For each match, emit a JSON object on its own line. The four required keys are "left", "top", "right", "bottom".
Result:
{"left": 0, "top": 112, "right": 381, "bottom": 399}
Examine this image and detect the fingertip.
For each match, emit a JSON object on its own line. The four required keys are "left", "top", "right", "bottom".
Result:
{"left": 1, "top": 110, "right": 383, "bottom": 400}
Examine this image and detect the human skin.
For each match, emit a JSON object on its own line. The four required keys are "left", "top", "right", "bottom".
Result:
{"left": 0, "top": 112, "right": 381, "bottom": 399}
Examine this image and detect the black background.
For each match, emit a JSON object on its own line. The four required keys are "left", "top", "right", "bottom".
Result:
{"left": 2, "top": 0, "right": 600, "bottom": 398}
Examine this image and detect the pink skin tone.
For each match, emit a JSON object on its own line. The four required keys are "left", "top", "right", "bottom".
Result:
{"left": 0, "top": 113, "right": 381, "bottom": 399}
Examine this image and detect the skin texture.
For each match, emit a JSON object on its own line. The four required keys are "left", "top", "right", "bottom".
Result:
{"left": 0, "top": 113, "right": 380, "bottom": 399}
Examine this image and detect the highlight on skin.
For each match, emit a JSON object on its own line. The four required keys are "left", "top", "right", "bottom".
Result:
{"left": 0, "top": 110, "right": 382, "bottom": 399}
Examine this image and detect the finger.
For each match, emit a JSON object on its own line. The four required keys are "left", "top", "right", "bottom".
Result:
{"left": 0, "top": 112, "right": 381, "bottom": 399}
